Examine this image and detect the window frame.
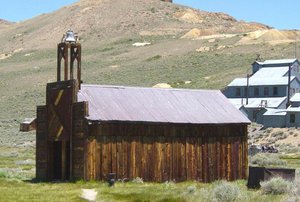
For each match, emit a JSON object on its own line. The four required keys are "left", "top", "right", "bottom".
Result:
{"left": 264, "top": 87, "right": 269, "bottom": 96}
{"left": 254, "top": 87, "right": 259, "bottom": 97}
{"left": 273, "top": 86, "right": 278, "bottom": 96}
{"left": 290, "top": 114, "right": 296, "bottom": 123}
{"left": 236, "top": 87, "right": 241, "bottom": 96}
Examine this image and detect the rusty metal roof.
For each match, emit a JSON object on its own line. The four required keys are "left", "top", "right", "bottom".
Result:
{"left": 78, "top": 85, "right": 250, "bottom": 124}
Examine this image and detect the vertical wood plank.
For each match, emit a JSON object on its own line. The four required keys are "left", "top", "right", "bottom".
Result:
{"left": 227, "top": 137, "right": 232, "bottom": 181}
{"left": 160, "top": 135, "right": 166, "bottom": 182}
{"left": 156, "top": 136, "right": 162, "bottom": 181}
{"left": 196, "top": 134, "right": 203, "bottom": 182}
{"left": 243, "top": 126, "right": 248, "bottom": 179}
{"left": 116, "top": 135, "right": 123, "bottom": 179}
{"left": 221, "top": 137, "right": 226, "bottom": 180}
{"left": 238, "top": 137, "right": 242, "bottom": 179}
{"left": 111, "top": 135, "right": 117, "bottom": 175}
{"left": 141, "top": 135, "right": 147, "bottom": 180}
{"left": 122, "top": 128, "right": 129, "bottom": 179}
{"left": 102, "top": 135, "right": 109, "bottom": 180}
{"left": 202, "top": 135, "right": 208, "bottom": 182}
{"left": 185, "top": 136, "right": 190, "bottom": 180}
{"left": 216, "top": 133, "right": 221, "bottom": 180}
{"left": 96, "top": 137, "right": 101, "bottom": 180}
{"left": 136, "top": 135, "right": 142, "bottom": 179}
{"left": 165, "top": 131, "right": 171, "bottom": 181}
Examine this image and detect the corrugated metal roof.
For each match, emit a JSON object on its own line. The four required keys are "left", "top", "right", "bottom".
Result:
{"left": 228, "top": 97, "right": 286, "bottom": 109}
{"left": 290, "top": 93, "right": 300, "bottom": 102}
{"left": 256, "top": 59, "right": 297, "bottom": 65}
{"left": 286, "top": 106, "right": 300, "bottom": 112}
{"left": 78, "top": 85, "right": 250, "bottom": 124}
{"left": 263, "top": 108, "right": 286, "bottom": 116}
{"left": 251, "top": 67, "right": 289, "bottom": 79}
{"left": 228, "top": 77, "right": 293, "bottom": 86}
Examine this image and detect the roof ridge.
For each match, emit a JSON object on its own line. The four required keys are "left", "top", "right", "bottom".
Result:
{"left": 80, "top": 84, "right": 220, "bottom": 92}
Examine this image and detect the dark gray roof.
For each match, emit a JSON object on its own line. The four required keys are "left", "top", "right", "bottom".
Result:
{"left": 78, "top": 85, "right": 250, "bottom": 124}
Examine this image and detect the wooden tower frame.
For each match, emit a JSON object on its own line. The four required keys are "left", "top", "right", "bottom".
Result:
{"left": 36, "top": 40, "right": 82, "bottom": 181}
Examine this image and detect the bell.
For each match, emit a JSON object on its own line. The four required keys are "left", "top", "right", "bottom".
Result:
{"left": 65, "top": 30, "right": 76, "bottom": 43}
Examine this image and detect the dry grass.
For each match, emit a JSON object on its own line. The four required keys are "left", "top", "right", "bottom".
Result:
{"left": 248, "top": 124, "right": 300, "bottom": 147}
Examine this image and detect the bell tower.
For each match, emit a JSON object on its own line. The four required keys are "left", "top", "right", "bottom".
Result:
{"left": 57, "top": 30, "right": 82, "bottom": 89}
{"left": 36, "top": 31, "right": 83, "bottom": 181}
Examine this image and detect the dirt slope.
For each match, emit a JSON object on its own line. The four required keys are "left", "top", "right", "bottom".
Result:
{"left": 237, "top": 29, "right": 300, "bottom": 45}
{"left": 0, "top": 0, "right": 269, "bottom": 53}
{"left": 0, "top": 19, "right": 13, "bottom": 29}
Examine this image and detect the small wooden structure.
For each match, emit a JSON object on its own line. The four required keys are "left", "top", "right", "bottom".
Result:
{"left": 36, "top": 35, "right": 250, "bottom": 182}
{"left": 247, "top": 166, "right": 295, "bottom": 188}
{"left": 20, "top": 118, "right": 36, "bottom": 132}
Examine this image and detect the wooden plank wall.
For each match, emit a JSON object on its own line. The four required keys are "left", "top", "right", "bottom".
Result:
{"left": 85, "top": 123, "right": 248, "bottom": 182}
{"left": 36, "top": 106, "right": 48, "bottom": 180}
{"left": 72, "top": 102, "right": 88, "bottom": 179}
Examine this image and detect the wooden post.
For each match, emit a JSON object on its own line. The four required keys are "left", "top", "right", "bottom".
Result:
{"left": 57, "top": 44, "right": 63, "bottom": 81}
{"left": 57, "top": 42, "right": 81, "bottom": 87}
{"left": 287, "top": 64, "right": 291, "bottom": 108}
{"left": 61, "top": 141, "right": 66, "bottom": 180}
{"left": 70, "top": 43, "right": 82, "bottom": 89}
{"left": 246, "top": 74, "right": 249, "bottom": 105}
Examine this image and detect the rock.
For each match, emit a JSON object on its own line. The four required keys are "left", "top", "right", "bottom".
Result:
{"left": 81, "top": 189, "right": 97, "bottom": 202}
{"left": 217, "top": 45, "right": 226, "bottom": 50}
{"left": 132, "top": 42, "right": 151, "bottom": 47}
{"left": 0, "top": 53, "right": 11, "bottom": 60}
{"left": 196, "top": 46, "right": 210, "bottom": 52}
{"left": 152, "top": 83, "right": 172, "bottom": 88}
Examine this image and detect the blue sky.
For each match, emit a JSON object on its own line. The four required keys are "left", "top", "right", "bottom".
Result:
{"left": 0, "top": 0, "right": 299, "bottom": 30}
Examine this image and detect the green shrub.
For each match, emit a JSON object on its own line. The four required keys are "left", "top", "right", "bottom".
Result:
{"left": 250, "top": 153, "right": 287, "bottom": 167}
{"left": 0, "top": 171, "right": 7, "bottom": 178}
{"left": 186, "top": 185, "right": 196, "bottom": 193}
{"left": 261, "top": 177, "right": 291, "bottom": 195}
{"left": 210, "top": 181, "right": 240, "bottom": 202}
{"left": 285, "top": 178, "right": 300, "bottom": 201}
{"left": 146, "top": 55, "right": 162, "bottom": 61}
{"left": 271, "top": 131, "right": 284, "bottom": 137}
{"left": 132, "top": 177, "right": 144, "bottom": 184}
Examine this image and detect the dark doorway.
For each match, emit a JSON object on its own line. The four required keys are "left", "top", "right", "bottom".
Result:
{"left": 52, "top": 141, "right": 70, "bottom": 180}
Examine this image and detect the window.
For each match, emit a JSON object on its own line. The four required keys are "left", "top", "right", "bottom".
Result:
{"left": 273, "top": 87, "right": 278, "bottom": 96}
{"left": 244, "top": 87, "right": 248, "bottom": 97}
{"left": 236, "top": 88, "right": 241, "bottom": 96}
{"left": 290, "top": 114, "right": 296, "bottom": 123}
{"left": 264, "top": 87, "right": 269, "bottom": 96}
{"left": 254, "top": 88, "right": 259, "bottom": 96}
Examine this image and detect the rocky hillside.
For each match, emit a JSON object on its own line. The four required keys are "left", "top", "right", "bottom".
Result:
{"left": 0, "top": 0, "right": 269, "bottom": 53}
{"left": 0, "top": 19, "right": 13, "bottom": 28}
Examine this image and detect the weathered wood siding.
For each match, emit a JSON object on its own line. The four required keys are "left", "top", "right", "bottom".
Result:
{"left": 36, "top": 80, "right": 79, "bottom": 181}
{"left": 85, "top": 123, "right": 248, "bottom": 182}
{"left": 72, "top": 101, "right": 88, "bottom": 179}
{"left": 36, "top": 105, "right": 48, "bottom": 180}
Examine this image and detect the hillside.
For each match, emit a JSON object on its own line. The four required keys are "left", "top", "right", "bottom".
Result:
{"left": 0, "top": 0, "right": 299, "bottom": 146}
{"left": 0, "top": 0, "right": 269, "bottom": 52}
